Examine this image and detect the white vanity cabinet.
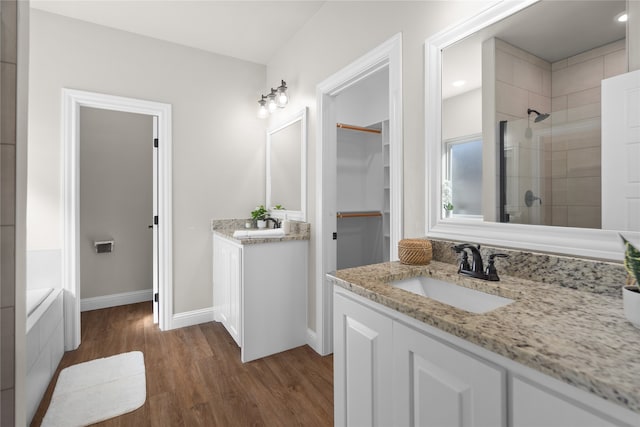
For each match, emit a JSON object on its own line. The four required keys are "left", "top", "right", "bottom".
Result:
{"left": 334, "top": 286, "right": 639, "bottom": 427}
{"left": 213, "top": 233, "right": 308, "bottom": 363}
{"left": 334, "top": 289, "right": 504, "bottom": 427}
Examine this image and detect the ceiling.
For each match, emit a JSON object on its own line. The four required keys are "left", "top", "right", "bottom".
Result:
{"left": 30, "top": 1, "right": 327, "bottom": 65}
{"left": 443, "top": 0, "right": 627, "bottom": 99}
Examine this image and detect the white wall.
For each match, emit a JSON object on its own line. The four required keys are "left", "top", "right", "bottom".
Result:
{"left": 550, "top": 39, "right": 625, "bottom": 229}
{"left": 442, "top": 88, "right": 482, "bottom": 141}
{"left": 335, "top": 67, "right": 389, "bottom": 127}
{"left": 27, "top": 10, "right": 266, "bottom": 313}
{"left": 265, "top": 1, "right": 491, "bottom": 329}
{"left": 79, "top": 107, "right": 153, "bottom": 299}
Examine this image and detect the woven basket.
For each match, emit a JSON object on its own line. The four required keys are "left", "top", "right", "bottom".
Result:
{"left": 398, "top": 239, "right": 432, "bottom": 265}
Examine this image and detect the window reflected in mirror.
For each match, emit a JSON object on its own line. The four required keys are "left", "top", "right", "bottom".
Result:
{"left": 444, "top": 135, "right": 482, "bottom": 218}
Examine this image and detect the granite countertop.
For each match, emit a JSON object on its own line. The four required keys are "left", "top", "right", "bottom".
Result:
{"left": 328, "top": 261, "right": 640, "bottom": 415}
{"left": 211, "top": 219, "right": 310, "bottom": 245}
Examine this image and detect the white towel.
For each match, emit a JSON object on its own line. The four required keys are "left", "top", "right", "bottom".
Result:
{"left": 232, "top": 229, "right": 285, "bottom": 239}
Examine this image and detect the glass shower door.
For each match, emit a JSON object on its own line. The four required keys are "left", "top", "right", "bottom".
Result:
{"left": 499, "top": 118, "right": 548, "bottom": 225}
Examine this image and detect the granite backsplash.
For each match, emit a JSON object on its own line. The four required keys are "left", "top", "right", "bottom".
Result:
{"left": 428, "top": 239, "right": 627, "bottom": 297}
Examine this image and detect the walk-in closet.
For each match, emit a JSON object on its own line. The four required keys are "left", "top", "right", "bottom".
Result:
{"left": 334, "top": 67, "right": 391, "bottom": 269}
{"left": 336, "top": 121, "right": 390, "bottom": 269}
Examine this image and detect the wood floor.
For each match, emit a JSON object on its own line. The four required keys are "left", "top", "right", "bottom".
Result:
{"left": 30, "top": 302, "right": 334, "bottom": 426}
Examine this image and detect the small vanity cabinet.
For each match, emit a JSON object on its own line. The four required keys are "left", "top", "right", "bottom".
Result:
{"left": 213, "top": 233, "right": 308, "bottom": 363}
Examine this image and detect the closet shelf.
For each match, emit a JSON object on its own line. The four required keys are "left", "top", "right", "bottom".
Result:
{"left": 336, "top": 123, "right": 382, "bottom": 134}
{"left": 337, "top": 211, "right": 383, "bottom": 219}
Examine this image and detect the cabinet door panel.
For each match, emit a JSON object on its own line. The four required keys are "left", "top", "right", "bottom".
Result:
{"left": 334, "top": 292, "right": 393, "bottom": 427}
{"left": 213, "top": 236, "right": 241, "bottom": 346}
{"left": 413, "top": 353, "right": 472, "bottom": 426}
{"left": 227, "top": 244, "right": 241, "bottom": 345}
{"left": 394, "top": 322, "right": 505, "bottom": 427}
{"left": 511, "top": 376, "right": 621, "bottom": 427}
{"left": 213, "top": 237, "right": 230, "bottom": 323}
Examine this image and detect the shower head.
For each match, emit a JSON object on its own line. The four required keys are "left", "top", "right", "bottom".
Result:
{"left": 527, "top": 108, "right": 550, "bottom": 123}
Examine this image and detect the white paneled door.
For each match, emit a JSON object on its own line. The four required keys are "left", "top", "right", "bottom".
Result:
{"left": 602, "top": 69, "right": 640, "bottom": 232}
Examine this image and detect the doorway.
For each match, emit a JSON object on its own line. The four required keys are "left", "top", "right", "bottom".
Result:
{"left": 62, "top": 89, "right": 173, "bottom": 350}
{"left": 79, "top": 107, "right": 154, "bottom": 312}
{"left": 315, "top": 34, "right": 403, "bottom": 355}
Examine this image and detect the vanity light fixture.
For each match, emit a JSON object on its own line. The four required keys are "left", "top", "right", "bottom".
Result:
{"left": 616, "top": 12, "right": 628, "bottom": 23}
{"left": 257, "top": 80, "right": 289, "bottom": 118}
{"left": 452, "top": 80, "right": 466, "bottom": 87}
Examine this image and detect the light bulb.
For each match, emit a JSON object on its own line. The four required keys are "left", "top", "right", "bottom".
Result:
{"left": 257, "top": 96, "right": 269, "bottom": 119}
{"left": 277, "top": 91, "right": 288, "bottom": 106}
{"left": 276, "top": 80, "right": 288, "bottom": 108}
{"left": 267, "top": 90, "right": 277, "bottom": 112}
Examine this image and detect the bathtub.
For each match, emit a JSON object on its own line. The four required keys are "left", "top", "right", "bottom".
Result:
{"left": 26, "top": 288, "right": 64, "bottom": 424}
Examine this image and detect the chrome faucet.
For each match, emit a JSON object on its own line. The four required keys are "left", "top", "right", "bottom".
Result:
{"left": 264, "top": 217, "right": 281, "bottom": 229}
{"left": 453, "top": 243, "right": 508, "bottom": 281}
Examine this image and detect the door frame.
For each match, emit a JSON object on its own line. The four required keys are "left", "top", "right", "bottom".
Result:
{"left": 61, "top": 89, "right": 173, "bottom": 350}
{"left": 315, "top": 33, "right": 403, "bottom": 355}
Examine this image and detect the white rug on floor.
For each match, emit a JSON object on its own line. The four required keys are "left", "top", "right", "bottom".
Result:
{"left": 42, "top": 351, "right": 146, "bottom": 427}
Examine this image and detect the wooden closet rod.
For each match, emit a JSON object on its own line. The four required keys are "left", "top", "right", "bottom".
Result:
{"left": 336, "top": 123, "right": 382, "bottom": 134}
{"left": 337, "top": 211, "right": 383, "bottom": 219}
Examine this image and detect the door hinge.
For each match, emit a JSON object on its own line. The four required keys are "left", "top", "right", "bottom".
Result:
{"left": 153, "top": 138, "right": 159, "bottom": 148}
{"left": 154, "top": 215, "right": 159, "bottom": 225}
{"left": 154, "top": 293, "right": 159, "bottom": 303}
{"left": 332, "top": 232, "right": 337, "bottom": 240}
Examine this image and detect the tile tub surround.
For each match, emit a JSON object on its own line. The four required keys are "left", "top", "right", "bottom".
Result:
{"left": 328, "top": 260, "right": 640, "bottom": 415}
{"left": 210, "top": 219, "right": 310, "bottom": 245}
{"left": 429, "top": 239, "right": 627, "bottom": 297}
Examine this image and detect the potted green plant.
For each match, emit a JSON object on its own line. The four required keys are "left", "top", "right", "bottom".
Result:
{"left": 442, "top": 180, "right": 454, "bottom": 218}
{"left": 621, "top": 234, "right": 640, "bottom": 328}
{"left": 251, "top": 205, "right": 269, "bottom": 229}
{"left": 443, "top": 202, "right": 454, "bottom": 217}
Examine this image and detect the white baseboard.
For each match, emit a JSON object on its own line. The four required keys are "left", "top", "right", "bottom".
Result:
{"left": 81, "top": 289, "right": 152, "bottom": 312}
{"left": 306, "top": 327, "right": 321, "bottom": 354}
{"left": 171, "top": 307, "right": 214, "bottom": 329}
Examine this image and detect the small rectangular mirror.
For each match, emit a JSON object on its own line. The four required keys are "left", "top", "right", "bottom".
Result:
{"left": 266, "top": 107, "right": 307, "bottom": 221}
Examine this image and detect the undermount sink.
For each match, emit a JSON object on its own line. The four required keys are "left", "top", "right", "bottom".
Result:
{"left": 390, "top": 276, "right": 514, "bottom": 314}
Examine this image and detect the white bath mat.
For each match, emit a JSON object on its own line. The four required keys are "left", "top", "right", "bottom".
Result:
{"left": 42, "top": 351, "right": 146, "bottom": 427}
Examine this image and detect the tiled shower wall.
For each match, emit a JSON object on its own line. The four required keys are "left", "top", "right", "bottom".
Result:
{"left": 1, "top": 1, "right": 17, "bottom": 424}
{"left": 492, "top": 37, "right": 627, "bottom": 229}
{"left": 550, "top": 39, "right": 626, "bottom": 229}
